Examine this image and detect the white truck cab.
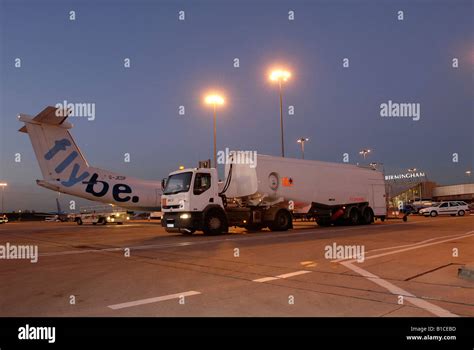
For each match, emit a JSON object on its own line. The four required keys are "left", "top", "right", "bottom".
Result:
{"left": 161, "top": 168, "right": 229, "bottom": 235}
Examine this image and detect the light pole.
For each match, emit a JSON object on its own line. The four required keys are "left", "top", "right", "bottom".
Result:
{"left": 269, "top": 69, "right": 291, "bottom": 157}
{"left": 204, "top": 94, "right": 225, "bottom": 168}
{"left": 297, "top": 137, "right": 309, "bottom": 159}
{"left": 359, "top": 149, "right": 371, "bottom": 160}
{"left": 0, "top": 183, "right": 7, "bottom": 214}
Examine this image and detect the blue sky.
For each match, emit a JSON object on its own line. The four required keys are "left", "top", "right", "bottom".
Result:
{"left": 0, "top": 0, "right": 472, "bottom": 211}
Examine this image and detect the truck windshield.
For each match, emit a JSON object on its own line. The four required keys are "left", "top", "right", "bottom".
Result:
{"left": 163, "top": 172, "right": 193, "bottom": 195}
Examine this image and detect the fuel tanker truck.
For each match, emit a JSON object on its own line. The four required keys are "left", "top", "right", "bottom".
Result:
{"left": 161, "top": 153, "right": 387, "bottom": 235}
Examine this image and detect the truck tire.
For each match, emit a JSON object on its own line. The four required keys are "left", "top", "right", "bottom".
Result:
{"left": 360, "top": 207, "right": 374, "bottom": 225}
{"left": 347, "top": 208, "right": 360, "bottom": 225}
{"left": 269, "top": 209, "right": 292, "bottom": 232}
{"left": 203, "top": 209, "right": 228, "bottom": 235}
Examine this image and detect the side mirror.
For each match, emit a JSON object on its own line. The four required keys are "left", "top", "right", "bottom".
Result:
{"left": 161, "top": 178, "right": 167, "bottom": 190}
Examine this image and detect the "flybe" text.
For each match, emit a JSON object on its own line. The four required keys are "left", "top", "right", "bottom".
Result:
{"left": 44, "top": 139, "right": 139, "bottom": 203}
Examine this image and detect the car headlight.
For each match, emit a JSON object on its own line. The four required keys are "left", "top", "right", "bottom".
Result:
{"left": 180, "top": 213, "right": 190, "bottom": 219}
{"left": 107, "top": 216, "right": 111, "bottom": 221}
{"left": 126, "top": 216, "right": 130, "bottom": 220}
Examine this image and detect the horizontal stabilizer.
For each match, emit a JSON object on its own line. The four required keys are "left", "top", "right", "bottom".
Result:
{"left": 19, "top": 106, "right": 70, "bottom": 133}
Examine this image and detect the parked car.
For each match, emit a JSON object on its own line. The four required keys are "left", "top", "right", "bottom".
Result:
{"left": 0, "top": 215, "right": 8, "bottom": 224}
{"left": 419, "top": 201, "right": 469, "bottom": 217}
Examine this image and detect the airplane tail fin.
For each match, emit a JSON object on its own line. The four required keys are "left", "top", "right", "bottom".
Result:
{"left": 18, "top": 106, "right": 90, "bottom": 182}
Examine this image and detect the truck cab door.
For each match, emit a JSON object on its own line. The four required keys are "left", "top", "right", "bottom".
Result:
{"left": 189, "top": 172, "right": 214, "bottom": 211}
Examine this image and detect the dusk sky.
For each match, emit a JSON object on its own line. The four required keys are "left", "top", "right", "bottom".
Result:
{"left": 0, "top": 0, "right": 472, "bottom": 211}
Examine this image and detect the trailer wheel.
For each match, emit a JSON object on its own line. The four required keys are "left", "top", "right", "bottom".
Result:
{"left": 203, "top": 209, "right": 228, "bottom": 235}
{"left": 361, "top": 208, "right": 374, "bottom": 225}
{"left": 348, "top": 208, "right": 360, "bottom": 225}
{"left": 269, "top": 209, "right": 292, "bottom": 232}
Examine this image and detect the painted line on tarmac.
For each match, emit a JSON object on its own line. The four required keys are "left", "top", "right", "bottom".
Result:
{"left": 333, "top": 231, "right": 474, "bottom": 263}
{"left": 107, "top": 291, "right": 201, "bottom": 310}
{"left": 341, "top": 261, "right": 458, "bottom": 317}
{"left": 359, "top": 231, "right": 473, "bottom": 263}
{"left": 337, "top": 230, "right": 474, "bottom": 317}
{"left": 253, "top": 270, "right": 311, "bottom": 283}
{"left": 364, "top": 232, "right": 474, "bottom": 254}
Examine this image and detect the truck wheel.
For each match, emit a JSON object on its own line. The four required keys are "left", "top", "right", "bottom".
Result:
{"left": 348, "top": 208, "right": 360, "bottom": 225}
{"left": 269, "top": 209, "right": 292, "bottom": 231}
{"left": 203, "top": 210, "right": 228, "bottom": 235}
{"left": 361, "top": 208, "right": 374, "bottom": 225}
{"left": 458, "top": 210, "right": 465, "bottom": 216}
{"left": 76, "top": 218, "right": 82, "bottom": 225}
{"left": 430, "top": 211, "right": 438, "bottom": 217}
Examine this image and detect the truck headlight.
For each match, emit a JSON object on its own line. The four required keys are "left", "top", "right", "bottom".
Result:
{"left": 180, "top": 213, "right": 190, "bottom": 219}
{"left": 126, "top": 216, "right": 130, "bottom": 220}
{"left": 107, "top": 216, "right": 111, "bottom": 221}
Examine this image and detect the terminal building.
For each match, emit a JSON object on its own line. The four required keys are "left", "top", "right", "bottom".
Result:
{"left": 388, "top": 180, "right": 474, "bottom": 206}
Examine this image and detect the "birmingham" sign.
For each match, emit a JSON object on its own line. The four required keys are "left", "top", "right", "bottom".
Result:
{"left": 385, "top": 172, "right": 426, "bottom": 181}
